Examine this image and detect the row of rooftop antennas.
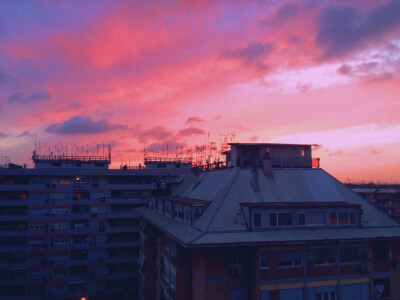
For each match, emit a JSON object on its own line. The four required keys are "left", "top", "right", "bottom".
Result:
{"left": 0, "top": 156, "right": 10, "bottom": 168}
{"left": 27, "top": 132, "right": 236, "bottom": 169}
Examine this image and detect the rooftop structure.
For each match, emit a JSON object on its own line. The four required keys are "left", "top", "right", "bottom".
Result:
{"left": 138, "top": 143, "right": 400, "bottom": 300}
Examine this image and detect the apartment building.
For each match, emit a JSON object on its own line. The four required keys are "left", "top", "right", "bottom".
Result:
{"left": 0, "top": 154, "right": 190, "bottom": 299}
{"left": 138, "top": 143, "right": 400, "bottom": 300}
{"left": 349, "top": 184, "right": 400, "bottom": 223}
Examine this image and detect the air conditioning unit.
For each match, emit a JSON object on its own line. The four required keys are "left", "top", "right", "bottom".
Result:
{"left": 361, "top": 263, "right": 370, "bottom": 273}
{"left": 230, "top": 266, "right": 244, "bottom": 277}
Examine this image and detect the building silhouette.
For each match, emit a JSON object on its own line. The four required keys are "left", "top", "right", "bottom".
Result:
{"left": 0, "top": 153, "right": 190, "bottom": 299}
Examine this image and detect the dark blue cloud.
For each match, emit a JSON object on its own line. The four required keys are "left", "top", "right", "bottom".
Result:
{"left": 317, "top": 0, "right": 400, "bottom": 59}
{"left": 8, "top": 90, "right": 51, "bottom": 102}
{"left": 224, "top": 42, "right": 274, "bottom": 67}
{"left": 46, "top": 116, "right": 127, "bottom": 135}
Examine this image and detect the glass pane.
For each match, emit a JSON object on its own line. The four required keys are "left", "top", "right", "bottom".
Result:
{"left": 298, "top": 213, "right": 305, "bottom": 226}
{"left": 269, "top": 213, "right": 277, "bottom": 226}
{"left": 260, "top": 251, "right": 269, "bottom": 268}
{"left": 330, "top": 212, "right": 337, "bottom": 224}
{"left": 254, "top": 213, "right": 261, "bottom": 227}
{"left": 278, "top": 213, "right": 292, "bottom": 226}
{"left": 315, "top": 248, "right": 336, "bottom": 265}
{"left": 338, "top": 212, "right": 348, "bottom": 224}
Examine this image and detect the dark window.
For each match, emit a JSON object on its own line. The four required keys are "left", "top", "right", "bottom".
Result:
{"left": 269, "top": 213, "right": 277, "bottom": 226}
{"left": 340, "top": 247, "right": 360, "bottom": 263}
{"left": 254, "top": 213, "right": 261, "bottom": 227}
{"left": 278, "top": 250, "right": 302, "bottom": 267}
{"left": 278, "top": 213, "right": 292, "bottom": 226}
{"left": 316, "top": 248, "right": 336, "bottom": 265}
{"left": 298, "top": 213, "right": 305, "bottom": 226}
{"left": 259, "top": 251, "right": 269, "bottom": 269}
{"left": 360, "top": 246, "right": 368, "bottom": 264}
{"left": 372, "top": 241, "right": 389, "bottom": 261}
{"left": 308, "top": 248, "right": 336, "bottom": 265}
{"left": 316, "top": 291, "right": 336, "bottom": 300}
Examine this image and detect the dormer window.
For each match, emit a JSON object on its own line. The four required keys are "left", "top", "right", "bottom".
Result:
{"left": 298, "top": 211, "right": 325, "bottom": 226}
{"left": 330, "top": 211, "right": 357, "bottom": 225}
{"left": 254, "top": 213, "right": 261, "bottom": 227}
{"left": 269, "top": 212, "right": 292, "bottom": 227}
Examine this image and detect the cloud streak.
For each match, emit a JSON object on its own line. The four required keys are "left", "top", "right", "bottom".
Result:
{"left": 46, "top": 116, "right": 128, "bottom": 135}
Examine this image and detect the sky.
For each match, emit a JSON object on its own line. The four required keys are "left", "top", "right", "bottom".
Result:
{"left": 0, "top": 0, "right": 399, "bottom": 182}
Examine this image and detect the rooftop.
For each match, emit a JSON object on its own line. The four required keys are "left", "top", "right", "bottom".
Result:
{"left": 138, "top": 167, "right": 400, "bottom": 247}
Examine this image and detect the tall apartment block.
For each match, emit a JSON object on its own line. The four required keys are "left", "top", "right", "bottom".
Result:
{"left": 139, "top": 143, "right": 400, "bottom": 300}
{"left": 348, "top": 184, "right": 400, "bottom": 223}
{"left": 0, "top": 153, "right": 190, "bottom": 299}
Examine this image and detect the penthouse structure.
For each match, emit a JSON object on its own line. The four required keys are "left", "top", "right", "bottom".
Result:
{"left": 138, "top": 143, "right": 400, "bottom": 300}
{"left": 0, "top": 153, "right": 190, "bottom": 299}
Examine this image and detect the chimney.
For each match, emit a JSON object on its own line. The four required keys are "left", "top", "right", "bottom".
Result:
{"left": 251, "top": 166, "right": 259, "bottom": 192}
{"left": 262, "top": 152, "right": 273, "bottom": 177}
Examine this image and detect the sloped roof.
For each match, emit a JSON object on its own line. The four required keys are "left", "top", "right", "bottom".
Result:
{"left": 138, "top": 167, "right": 400, "bottom": 246}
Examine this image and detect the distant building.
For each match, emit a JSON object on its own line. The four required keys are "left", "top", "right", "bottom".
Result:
{"left": 138, "top": 143, "right": 400, "bottom": 300}
{"left": 349, "top": 184, "right": 400, "bottom": 223}
{"left": 0, "top": 153, "right": 190, "bottom": 299}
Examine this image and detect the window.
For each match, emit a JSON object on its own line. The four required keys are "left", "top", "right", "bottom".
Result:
{"left": 270, "top": 212, "right": 292, "bottom": 227}
{"left": 298, "top": 212, "right": 305, "bottom": 226}
{"left": 330, "top": 211, "right": 357, "bottom": 225}
{"left": 338, "top": 212, "right": 348, "bottom": 224}
{"left": 340, "top": 247, "right": 359, "bottom": 263}
{"left": 29, "top": 224, "right": 45, "bottom": 230}
{"left": 259, "top": 251, "right": 269, "bottom": 269}
{"left": 54, "top": 238, "right": 68, "bottom": 245}
{"left": 54, "top": 268, "right": 67, "bottom": 277}
{"left": 184, "top": 207, "right": 191, "bottom": 223}
{"left": 373, "top": 240, "right": 389, "bottom": 261}
{"left": 330, "top": 212, "right": 337, "bottom": 224}
{"left": 278, "top": 250, "right": 302, "bottom": 267}
{"left": 254, "top": 213, "right": 261, "bottom": 227}
{"left": 316, "top": 291, "right": 336, "bottom": 300}
{"left": 299, "top": 211, "right": 325, "bottom": 226}
{"left": 53, "top": 223, "right": 67, "bottom": 230}
{"left": 307, "top": 248, "right": 336, "bottom": 266}
{"left": 307, "top": 211, "right": 325, "bottom": 225}
{"left": 228, "top": 254, "right": 244, "bottom": 266}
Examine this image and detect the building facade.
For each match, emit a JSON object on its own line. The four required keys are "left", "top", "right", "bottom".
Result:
{"left": 139, "top": 143, "right": 400, "bottom": 300}
{"left": 349, "top": 185, "right": 400, "bottom": 223}
{"left": 0, "top": 155, "right": 189, "bottom": 299}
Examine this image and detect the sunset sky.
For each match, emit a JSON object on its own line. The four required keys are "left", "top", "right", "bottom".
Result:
{"left": 0, "top": 0, "right": 399, "bottom": 182}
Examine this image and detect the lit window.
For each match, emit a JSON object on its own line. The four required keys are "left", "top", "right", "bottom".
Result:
{"left": 330, "top": 212, "right": 337, "bottom": 224}
{"left": 338, "top": 212, "right": 348, "bottom": 224}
